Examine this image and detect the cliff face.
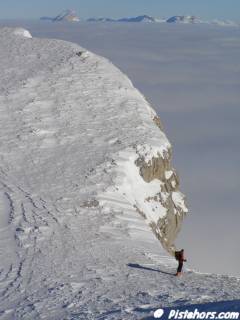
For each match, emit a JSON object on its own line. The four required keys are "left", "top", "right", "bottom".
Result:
{"left": 99, "top": 112, "right": 188, "bottom": 256}
{"left": 134, "top": 115, "right": 188, "bottom": 254}
{"left": 135, "top": 144, "right": 188, "bottom": 255}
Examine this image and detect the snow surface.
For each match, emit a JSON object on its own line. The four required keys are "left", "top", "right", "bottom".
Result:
{"left": 98, "top": 148, "right": 168, "bottom": 226}
{"left": 0, "top": 27, "right": 240, "bottom": 319}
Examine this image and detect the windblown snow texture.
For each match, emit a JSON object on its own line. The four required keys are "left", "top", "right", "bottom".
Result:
{"left": 0, "top": 27, "right": 239, "bottom": 319}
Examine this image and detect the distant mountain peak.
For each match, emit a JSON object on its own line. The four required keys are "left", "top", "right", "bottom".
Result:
{"left": 52, "top": 9, "right": 80, "bottom": 22}
{"left": 166, "top": 16, "right": 201, "bottom": 24}
{"left": 40, "top": 9, "right": 80, "bottom": 22}
{"left": 87, "top": 15, "right": 158, "bottom": 23}
{"left": 40, "top": 12, "right": 239, "bottom": 27}
{"left": 118, "top": 15, "right": 156, "bottom": 22}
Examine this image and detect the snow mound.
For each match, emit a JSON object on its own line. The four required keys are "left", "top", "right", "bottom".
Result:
{"left": 13, "top": 28, "right": 32, "bottom": 38}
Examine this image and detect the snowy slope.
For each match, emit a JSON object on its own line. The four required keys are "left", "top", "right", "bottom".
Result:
{"left": 0, "top": 27, "right": 240, "bottom": 319}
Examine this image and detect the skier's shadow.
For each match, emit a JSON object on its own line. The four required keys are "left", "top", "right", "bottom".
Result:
{"left": 127, "top": 263, "right": 174, "bottom": 276}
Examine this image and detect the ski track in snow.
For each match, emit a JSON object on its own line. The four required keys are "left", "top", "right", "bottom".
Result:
{"left": 0, "top": 28, "right": 240, "bottom": 319}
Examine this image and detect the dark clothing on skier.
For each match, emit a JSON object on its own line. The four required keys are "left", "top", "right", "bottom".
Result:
{"left": 175, "top": 249, "right": 187, "bottom": 276}
{"left": 177, "top": 261, "right": 183, "bottom": 273}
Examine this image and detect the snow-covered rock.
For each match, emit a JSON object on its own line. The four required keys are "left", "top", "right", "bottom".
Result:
{"left": 0, "top": 27, "right": 239, "bottom": 319}
{"left": 12, "top": 28, "right": 32, "bottom": 38}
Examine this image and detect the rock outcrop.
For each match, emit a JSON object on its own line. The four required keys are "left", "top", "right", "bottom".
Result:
{"left": 135, "top": 147, "right": 187, "bottom": 255}
{"left": 99, "top": 112, "right": 188, "bottom": 256}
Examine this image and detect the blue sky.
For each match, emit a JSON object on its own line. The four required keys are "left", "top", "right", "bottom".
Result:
{"left": 0, "top": 0, "right": 240, "bottom": 21}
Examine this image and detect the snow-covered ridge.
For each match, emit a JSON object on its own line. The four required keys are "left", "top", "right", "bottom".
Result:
{"left": 0, "top": 27, "right": 188, "bottom": 257}
{"left": 85, "top": 15, "right": 239, "bottom": 27}
{"left": 87, "top": 15, "right": 158, "bottom": 23}
{"left": 2, "top": 28, "right": 239, "bottom": 319}
{"left": 0, "top": 27, "right": 188, "bottom": 316}
{"left": 39, "top": 12, "right": 239, "bottom": 27}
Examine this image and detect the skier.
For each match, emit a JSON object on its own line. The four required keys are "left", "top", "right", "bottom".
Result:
{"left": 175, "top": 249, "right": 187, "bottom": 276}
